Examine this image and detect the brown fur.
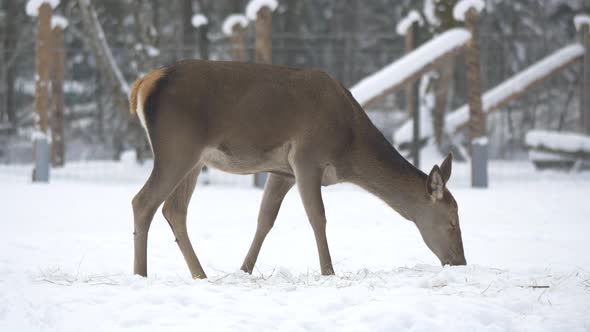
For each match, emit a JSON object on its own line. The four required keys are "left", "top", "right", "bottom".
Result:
{"left": 128, "top": 68, "right": 167, "bottom": 117}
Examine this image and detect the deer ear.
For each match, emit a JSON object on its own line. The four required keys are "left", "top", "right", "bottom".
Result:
{"left": 427, "top": 165, "right": 445, "bottom": 200}
{"left": 440, "top": 152, "right": 453, "bottom": 183}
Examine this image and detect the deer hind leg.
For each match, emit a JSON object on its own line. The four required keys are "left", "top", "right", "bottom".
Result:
{"left": 162, "top": 165, "right": 207, "bottom": 279}
{"left": 241, "top": 173, "right": 295, "bottom": 274}
{"left": 293, "top": 162, "right": 335, "bottom": 275}
{"left": 132, "top": 154, "right": 202, "bottom": 277}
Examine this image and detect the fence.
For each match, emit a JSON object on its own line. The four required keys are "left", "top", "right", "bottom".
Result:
{"left": 0, "top": 30, "right": 585, "bottom": 184}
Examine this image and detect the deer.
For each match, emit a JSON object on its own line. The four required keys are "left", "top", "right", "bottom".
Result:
{"left": 129, "top": 60, "right": 466, "bottom": 279}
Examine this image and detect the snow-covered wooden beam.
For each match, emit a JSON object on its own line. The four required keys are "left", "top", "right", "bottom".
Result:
{"left": 525, "top": 130, "right": 590, "bottom": 155}
{"left": 448, "top": 44, "right": 585, "bottom": 133}
{"left": 525, "top": 130, "right": 590, "bottom": 171}
{"left": 350, "top": 28, "right": 471, "bottom": 108}
{"left": 394, "top": 44, "right": 585, "bottom": 143}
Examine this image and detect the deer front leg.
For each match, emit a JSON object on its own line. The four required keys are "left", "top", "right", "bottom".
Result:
{"left": 241, "top": 174, "right": 295, "bottom": 274}
{"left": 294, "top": 164, "right": 335, "bottom": 276}
{"left": 162, "top": 165, "right": 207, "bottom": 279}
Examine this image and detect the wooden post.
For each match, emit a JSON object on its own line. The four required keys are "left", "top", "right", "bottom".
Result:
{"left": 223, "top": 15, "right": 248, "bottom": 62}
{"left": 409, "top": 23, "right": 421, "bottom": 168}
{"left": 251, "top": 2, "right": 276, "bottom": 188}
{"left": 404, "top": 21, "right": 415, "bottom": 117}
{"left": 578, "top": 19, "right": 590, "bottom": 135}
{"left": 255, "top": 6, "right": 272, "bottom": 64}
{"left": 35, "top": 3, "right": 52, "bottom": 135}
{"left": 51, "top": 19, "right": 66, "bottom": 167}
{"left": 231, "top": 25, "right": 248, "bottom": 62}
{"left": 464, "top": 7, "right": 488, "bottom": 188}
{"left": 32, "top": 2, "right": 53, "bottom": 182}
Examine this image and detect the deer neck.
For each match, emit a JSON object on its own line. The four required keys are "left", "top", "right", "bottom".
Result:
{"left": 346, "top": 130, "right": 429, "bottom": 222}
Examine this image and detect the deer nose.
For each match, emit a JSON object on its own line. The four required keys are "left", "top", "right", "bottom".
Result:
{"left": 450, "top": 256, "right": 467, "bottom": 266}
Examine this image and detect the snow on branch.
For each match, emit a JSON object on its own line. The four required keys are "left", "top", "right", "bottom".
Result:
{"left": 525, "top": 130, "right": 590, "bottom": 154}
{"left": 191, "top": 14, "right": 208, "bottom": 28}
{"left": 396, "top": 10, "right": 423, "bottom": 36}
{"left": 574, "top": 14, "right": 590, "bottom": 31}
{"left": 26, "top": 0, "right": 59, "bottom": 17}
{"left": 350, "top": 28, "right": 471, "bottom": 107}
{"left": 222, "top": 14, "right": 248, "bottom": 36}
{"left": 245, "top": 0, "right": 278, "bottom": 20}
{"left": 453, "top": 0, "right": 485, "bottom": 21}
{"left": 51, "top": 15, "right": 68, "bottom": 29}
{"left": 394, "top": 44, "right": 585, "bottom": 144}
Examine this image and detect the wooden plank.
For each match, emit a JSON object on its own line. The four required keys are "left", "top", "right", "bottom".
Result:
{"left": 361, "top": 45, "right": 467, "bottom": 108}
{"left": 453, "top": 55, "right": 583, "bottom": 133}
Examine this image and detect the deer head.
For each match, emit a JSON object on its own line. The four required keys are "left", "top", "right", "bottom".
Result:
{"left": 414, "top": 153, "right": 466, "bottom": 266}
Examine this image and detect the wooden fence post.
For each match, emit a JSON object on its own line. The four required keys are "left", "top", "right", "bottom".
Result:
{"left": 463, "top": 5, "right": 488, "bottom": 188}
{"left": 396, "top": 11, "right": 422, "bottom": 167}
{"left": 254, "top": 6, "right": 273, "bottom": 64}
{"left": 247, "top": 0, "right": 277, "bottom": 187}
{"left": 27, "top": 0, "right": 57, "bottom": 182}
{"left": 410, "top": 23, "right": 421, "bottom": 168}
{"left": 576, "top": 15, "right": 590, "bottom": 135}
{"left": 223, "top": 14, "right": 249, "bottom": 62}
{"left": 51, "top": 16, "right": 67, "bottom": 167}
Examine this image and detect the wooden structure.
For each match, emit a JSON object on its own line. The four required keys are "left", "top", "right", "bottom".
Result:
{"left": 578, "top": 17, "right": 590, "bottom": 135}
{"left": 254, "top": 7, "right": 273, "bottom": 64}
{"left": 51, "top": 17, "right": 66, "bottom": 167}
{"left": 35, "top": 3, "right": 52, "bottom": 136}
{"left": 353, "top": 30, "right": 469, "bottom": 109}
{"left": 463, "top": 7, "right": 488, "bottom": 187}
{"left": 525, "top": 130, "right": 590, "bottom": 171}
{"left": 222, "top": 14, "right": 249, "bottom": 62}
{"left": 29, "top": 1, "right": 55, "bottom": 182}
{"left": 248, "top": 0, "right": 277, "bottom": 187}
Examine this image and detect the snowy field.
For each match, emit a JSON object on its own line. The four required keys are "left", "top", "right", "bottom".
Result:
{"left": 1, "top": 159, "right": 590, "bottom": 331}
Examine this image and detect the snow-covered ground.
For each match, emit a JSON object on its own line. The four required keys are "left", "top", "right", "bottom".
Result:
{"left": 1, "top": 160, "right": 590, "bottom": 331}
